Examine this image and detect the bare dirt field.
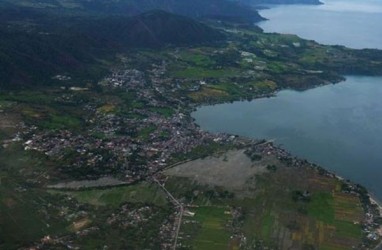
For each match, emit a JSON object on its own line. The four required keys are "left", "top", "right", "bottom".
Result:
{"left": 165, "top": 148, "right": 367, "bottom": 249}
{"left": 164, "top": 149, "right": 275, "bottom": 190}
{"left": 0, "top": 113, "right": 19, "bottom": 138}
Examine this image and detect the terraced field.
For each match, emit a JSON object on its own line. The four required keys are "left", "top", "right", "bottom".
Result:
{"left": 166, "top": 149, "right": 366, "bottom": 249}
{"left": 178, "top": 207, "right": 232, "bottom": 250}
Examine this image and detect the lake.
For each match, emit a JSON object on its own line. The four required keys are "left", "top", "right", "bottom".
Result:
{"left": 193, "top": 0, "right": 382, "bottom": 199}
{"left": 257, "top": 0, "right": 382, "bottom": 49}
{"left": 193, "top": 76, "right": 382, "bottom": 197}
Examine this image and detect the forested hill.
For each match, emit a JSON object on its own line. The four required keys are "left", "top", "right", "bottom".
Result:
{"left": 0, "top": 0, "right": 265, "bottom": 23}
{"left": 76, "top": 10, "right": 225, "bottom": 48}
{"left": 238, "top": 0, "right": 322, "bottom": 5}
{"left": 0, "top": 9, "right": 225, "bottom": 89}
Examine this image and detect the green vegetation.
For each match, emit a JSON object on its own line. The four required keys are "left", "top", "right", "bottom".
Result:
{"left": 308, "top": 192, "right": 335, "bottom": 223}
{"left": 39, "top": 113, "right": 83, "bottom": 130}
{"left": 75, "top": 203, "right": 171, "bottom": 250}
{"left": 149, "top": 107, "right": 175, "bottom": 117}
{"left": 170, "top": 142, "right": 234, "bottom": 163}
{"left": 180, "top": 207, "right": 231, "bottom": 250}
{"left": 179, "top": 52, "right": 215, "bottom": 67}
{"left": 173, "top": 67, "right": 239, "bottom": 79}
{"left": 0, "top": 187, "right": 71, "bottom": 249}
{"left": 261, "top": 212, "right": 276, "bottom": 240}
{"left": 0, "top": 144, "right": 71, "bottom": 249}
{"left": 167, "top": 159, "right": 366, "bottom": 250}
{"left": 138, "top": 125, "right": 157, "bottom": 140}
{"left": 0, "top": 2, "right": 381, "bottom": 249}
{"left": 165, "top": 176, "right": 235, "bottom": 206}
{"left": 0, "top": 91, "right": 55, "bottom": 105}
{"left": 0, "top": 142, "right": 172, "bottom": 250}
{"left": 53, "top": 182, "right": 169, "bottom": 208}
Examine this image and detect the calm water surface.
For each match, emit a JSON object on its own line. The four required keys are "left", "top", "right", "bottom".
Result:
{"left": 193, "top": 77, "right": 382, "bottom": 198}
{"left": 194, "top": 0, "right": 382, "bottom": 198}
{"left": 258, "top": 0, "right": 382, "bottom": 49}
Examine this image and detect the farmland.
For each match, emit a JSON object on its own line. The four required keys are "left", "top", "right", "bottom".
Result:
{"left": 165, "top": 146, "right": 368, "bottom": 249}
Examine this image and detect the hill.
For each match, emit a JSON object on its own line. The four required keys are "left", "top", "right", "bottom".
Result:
{"left": 239, "top": 0, "right": 322, "bottom": 6}
{"left": 0, "top": 0, "right": 265, "bottom": 23}
{"left": 78, "top": 10, "right": 225, "bottom": 48}
{"left": 0, "top": 26, "right": 109, "bottom": 89}
{"left": 0, "top": 9, "right": 225, "bottom": 89}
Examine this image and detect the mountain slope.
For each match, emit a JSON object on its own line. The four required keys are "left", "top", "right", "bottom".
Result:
{"left": 0, "top": 0, "right": 265, "bottom": 23}
{"left": 0, "top": 27, "right": 109, "bottom": 88}
{"left": 238, "top": 0, "right": 322, "bottom": 5}
{"left": 80, "top": 10, "right": 225, "bottom": 48}
{"left": 0, "top": 10, "right": 225, "bottom": 88}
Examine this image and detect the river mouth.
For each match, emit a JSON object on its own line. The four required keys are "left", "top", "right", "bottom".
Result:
{"left": 192, "top": 76, "right": 382, "bottom": 199}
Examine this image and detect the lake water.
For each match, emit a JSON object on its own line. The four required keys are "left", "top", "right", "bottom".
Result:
{"left": 193, "top": 0, "right": 382, "bottom": 199}
{"left": 257, "top": 0, "right": 382, "bottom": 49}
{"left": 193, "top": 77, "right": 382, "bottom": 197}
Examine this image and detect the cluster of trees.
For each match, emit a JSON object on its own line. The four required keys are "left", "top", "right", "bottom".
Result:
{"left": 0, "top": 7, "right": 225, "bottom": 89}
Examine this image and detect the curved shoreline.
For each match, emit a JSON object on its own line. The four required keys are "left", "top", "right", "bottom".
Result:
{"left": 259, "top": 141, "right": 382, "bottom": 248}
{"left": 163, "top": 136, "right": 382, "bottom": 248}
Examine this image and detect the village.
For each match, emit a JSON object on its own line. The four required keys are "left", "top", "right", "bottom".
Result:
{"left": 20, "top": 63, "right": 237, "bottom": 185}
{"left": 2, "top": 47, "right": 382, "bottom": 249}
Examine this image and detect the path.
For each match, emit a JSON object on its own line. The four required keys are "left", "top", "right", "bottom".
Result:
{"left": 153, "top": 177, "right": 184, "bottom": 250}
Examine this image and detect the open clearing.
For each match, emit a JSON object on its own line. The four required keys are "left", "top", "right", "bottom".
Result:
{"left": 50, "top": 182, "right": 168, "bottom": 208}
{"left": 165, "top": 149, "right": 365, "bottom": 250}
{"left": 47, "top": 177, "right": 127, "bottom": 189}
{"left": 165, "top": 149, "right": 269, "bottom": 190}
{"left": 179, "top": 206, "right": 231, "bottom": 250}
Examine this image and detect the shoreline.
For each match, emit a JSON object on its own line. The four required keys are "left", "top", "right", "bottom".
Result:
{"left": 257, "top": 141, "right": 382, "bottom": 248}
{"left": 370, "top": 194, "right": 382, "bottom": 250}
{"left": 370, "top": 193, "right": 382, "bottom": 226}
{"left": 161, "top": 137, "right": 382, "bottom": 248}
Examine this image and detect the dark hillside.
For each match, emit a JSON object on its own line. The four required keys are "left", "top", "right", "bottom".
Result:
{"left": 0, "top": 28, "right": 110, "bottom": 89}
{"left": 0, "top": 0, "right": 265, "bottom": 23}
{"left": 0, "top": 10, "right": 225, "bottom": 88}
{"left": 80, "top": 10, "right": 225, "bottom": 48}
{"left": 239, "top": 0, "right": 322, "bottom": 6}
{"left": 81, "top": 0, "right": 265, "bottom": 23}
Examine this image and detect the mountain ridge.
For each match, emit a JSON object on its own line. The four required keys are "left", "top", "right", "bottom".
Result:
{"left": 0, "top": 9, "right": 225, "bottom": 89}
{"left": 238, "top": 0, "right": 322, "bottom": 6}
{"left": 0, "top": 0, "right": 265, "bottom": 23}
{"left": 78, "top": 10, "right": 226, "bottom": 48}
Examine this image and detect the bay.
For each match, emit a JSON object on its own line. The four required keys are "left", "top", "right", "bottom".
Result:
{"left": 193, "top": 0, "right": 382, "bottom": 198}
{"left": 193, "top": 76, "right": 382, "bottom": 198}
{"left": 257, "top": 0, "right": 382, "bottom": 49}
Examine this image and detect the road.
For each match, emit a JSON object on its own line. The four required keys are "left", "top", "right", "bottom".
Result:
{"left": 153, "top": 177, "right": 184, "bottom": 250}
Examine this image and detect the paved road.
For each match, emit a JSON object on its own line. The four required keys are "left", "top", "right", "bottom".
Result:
{"left": 153, "top": 177, "right": 184, "bottom": 250}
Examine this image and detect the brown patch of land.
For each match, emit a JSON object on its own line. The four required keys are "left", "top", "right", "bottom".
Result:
{"left": 165, "top": 148, "right": 366, "bottom": 250}
{"left": 47, "top": 177, "right": 127, "bottom": 189}
{"left": 3, "top": 198, "right": 17, "bottom": 208}
{"left": 165, "top": 150, "right": 269, "bottom": 190}
{"left": 0, "top": 113, "right": 20, "bottom": 138}
{"left": 70, "top": 218, "right": 91, "bottom": 232}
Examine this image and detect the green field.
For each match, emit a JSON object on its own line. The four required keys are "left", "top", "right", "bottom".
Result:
{"left": 138, "top": 125, "right": 158, "bottom": 140}
{"left": 166, "top": 157, "right": 366, "bottom": 250}
{"left": 52, "top": 182, "right": 169, "bottom": 208}
{"left": 179, "top": 51, "right": 215, "bottom": 67}
{"left": 308, "top": 192, "right": 335, "bottom": 223}
{"left": 0, "top": 144, "right": 71, "bottom": 249}
{"left": 172, "top": 67, "right": 239, "bottom": 79}
{"left": 149, "top": 106, "right": 175, "bottom": 117}
{"left": 179, "top": 206, "right": 232, "bottom": 250}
